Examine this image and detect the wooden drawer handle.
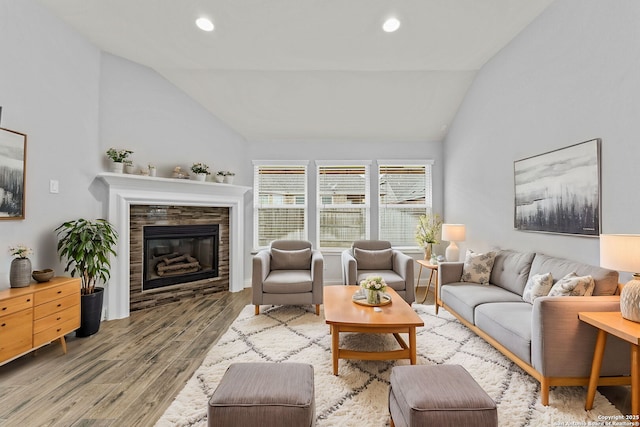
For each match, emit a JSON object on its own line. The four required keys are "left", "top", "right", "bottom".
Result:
{"left": 57, "top": 290, "right": 62, "bottom": 294}
{"left": 57, "top": 304, "right": 62, "bottom": 307}
{"left": 1, "top": 323, "right": 5, "bottom": 327}
{"left": 27, "top": 298, "right": 31, "bottom": 302}
{"left": 1, "top": 307, "right": 6, "bottom": 311}
{"left": 57, "top": 317, "right": 61, "bottom": 321}
{"left": 56, "top": 328, "right": 62, "bottom": 332}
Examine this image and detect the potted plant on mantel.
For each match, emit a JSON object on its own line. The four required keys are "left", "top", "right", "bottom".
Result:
{"left": 55, "top": 218, "right": 118, "bottom": 337}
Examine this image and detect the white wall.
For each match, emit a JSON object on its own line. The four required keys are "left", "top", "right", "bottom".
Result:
{"left": 0, "top": 0, "right": 101, "bottom": 281}
{"left": 99, "top": 53, "right": 247, "bottom": 182}
{"left": 246, "top": 139, "right": 444, "bottom": 284}
{"left": 0, "top": 0, "right": 248, "bottom": 290}
{"left": 444, "top": 0, "right": 640, "bottom": 275}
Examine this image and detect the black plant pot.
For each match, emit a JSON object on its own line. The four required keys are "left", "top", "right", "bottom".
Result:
{"left": 77, "top": 287, "right": 104, "bottom": 338}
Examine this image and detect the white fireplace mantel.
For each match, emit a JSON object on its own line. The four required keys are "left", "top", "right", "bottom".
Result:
{"left": 97, "top": 173, "right": 251, "bottom": 320}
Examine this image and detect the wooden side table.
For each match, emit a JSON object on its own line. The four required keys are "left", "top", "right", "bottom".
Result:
{"left": 415, "top": 259, "right": 439, "bottom": 312}
{"left": 578, "top": 311, "right": 639, "bottom": 415}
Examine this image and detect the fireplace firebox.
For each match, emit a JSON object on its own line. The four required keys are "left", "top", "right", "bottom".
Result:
{"left": 143, "top": 224, "right": 219, "bottom": 291}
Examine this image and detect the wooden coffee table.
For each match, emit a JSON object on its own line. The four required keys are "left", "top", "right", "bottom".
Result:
{"left": 324, "top": 286, "right": 424, "bottom": 375}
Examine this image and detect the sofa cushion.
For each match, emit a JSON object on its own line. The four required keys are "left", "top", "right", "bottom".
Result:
{"left": 475, "top": 302, "right": 533, "bottom": 364}
{"left": 461, "top": 250, "right": 497, "bottom": 284}
{"left": 440, "top": 283, "right": 523, "bottom": 325}
{"left": 522, "top": 272, "right": 554, "bottom": 304}
{"left": 271, "top": 248, "right": 312, "bottom": 270}
{"left": 490, "top": 250, "right": 536, "bottom": 295}
{"left": 548, "top": 272, "right": 595, "bottom": 297}
{"left": 530, "top": 253, "right": 618, "bottom": 296}
{"left": 354, "top": 247, "right": 393, "bottom": 270}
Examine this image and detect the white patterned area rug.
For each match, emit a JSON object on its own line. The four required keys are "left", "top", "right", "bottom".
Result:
{"left": 156, "top": 304, "right": 621, "bottom": 427}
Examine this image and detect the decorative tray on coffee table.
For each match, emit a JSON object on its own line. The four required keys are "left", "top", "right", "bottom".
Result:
{"left": 352, "top": 289, "right": 392, "bottom": 307}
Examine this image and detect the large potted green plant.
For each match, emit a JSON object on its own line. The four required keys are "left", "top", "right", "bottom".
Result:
{"left": 55, "top": 218, "right": 118, "bottom": 337}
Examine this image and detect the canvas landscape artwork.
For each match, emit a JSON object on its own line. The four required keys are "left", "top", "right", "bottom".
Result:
{"left": 0, "top": 128, "right": 26, "bottom": 220}
{"left": 514, "top": 139, "right": 600, "bottom": 236}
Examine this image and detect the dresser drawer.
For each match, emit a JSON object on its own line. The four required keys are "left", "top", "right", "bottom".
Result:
{"left": 34, "top": 293, "right": 80, "bottom": 320}
{"left": 33, "top": 316, "right": 79, "bottom": 348}
{"left": 34, "top": 305, "right": 80, "bottom": 335}
{"left": 0, "top": 295, "right": 33, "bottom": 318}
{"left": 0, "top": 309, "right": 33, "bottom": 362}
{"left": 34, "top": 281, "right": 79, "bottom": 306}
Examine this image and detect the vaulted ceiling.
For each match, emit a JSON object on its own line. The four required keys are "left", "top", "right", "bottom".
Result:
{"left": 36, "top": 0, "right": 555, "bottom": 142}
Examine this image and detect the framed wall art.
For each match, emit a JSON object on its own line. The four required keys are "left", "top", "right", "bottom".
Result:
{"left": 514, "top": 139, "right": 600, "bottom": 236}
{"left": 0, "top": 127, "right": 27, "bottom": 220}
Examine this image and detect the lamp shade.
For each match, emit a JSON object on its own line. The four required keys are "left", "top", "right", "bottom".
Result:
{"left": 441, "top": 224, "right": 466, "bottom": 242}
{"left": 600, "top": 234, "right": 640, "bottom": 323}
{"left": 599, "top": 234, "right": 640, "bottom": 273}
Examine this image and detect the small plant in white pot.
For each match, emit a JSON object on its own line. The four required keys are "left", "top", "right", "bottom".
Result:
{"left": 106, "top": 148, "right": 133, "bottom": 173}
{"left": 215, "top": 171, "right": 225, "bottom": 183}
{"left": 223, "top": 171, "right": 236, "bottom": 184}
{"left": 191, "top": 162, "right": 211, "bottom": 181}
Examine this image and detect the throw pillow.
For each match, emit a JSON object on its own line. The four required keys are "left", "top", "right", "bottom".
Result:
{"left": 270, "top": 247, "right": 312, "bottom": 270}
{"left": 460, "top": 250, "right": 497, "bottom": 284}
{"left": 548, "top": 272, "right": 596, "bottom": 297}
{"left": 354, "top": 247, "right": 393, "bottom": 270}
{"left": 522, "top": 272, "right": 554, "bottom": 304}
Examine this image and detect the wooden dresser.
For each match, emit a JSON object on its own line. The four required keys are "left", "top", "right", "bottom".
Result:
{"left": 0, "top": 277, "right": 80, "bottom": 365}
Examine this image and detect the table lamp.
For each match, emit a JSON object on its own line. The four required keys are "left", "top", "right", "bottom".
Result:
{"left": 599, "top": 234, "right": 640, "bottom": 322}
{"left": 441, "top": 224, "right": 466, "bottom": 262}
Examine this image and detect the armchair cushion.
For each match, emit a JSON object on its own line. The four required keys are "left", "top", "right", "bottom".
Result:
{"left": 271, "top": 247, "right": 312, "bottom": 270}
{"left": 264, "top": 270, "right": 313, "bottom": 293}
{"left": 353, "top": 247, "right": 393, "bottom": 270}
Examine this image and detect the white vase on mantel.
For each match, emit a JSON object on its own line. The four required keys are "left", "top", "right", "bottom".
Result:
{"left": 111, "top": 161, "right": 124, "bottom": 174}
{"left": 194, "top": 173, "right": 207, "bottom": 182}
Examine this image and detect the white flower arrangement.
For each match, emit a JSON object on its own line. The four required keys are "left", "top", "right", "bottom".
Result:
{"left": 359, "top": 275, "right": 387, "bottom": 292}
{"left": 9, "top": 244, "right": 33, "bottom": 258}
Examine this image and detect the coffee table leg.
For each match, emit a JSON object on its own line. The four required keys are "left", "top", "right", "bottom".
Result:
{"left": 409, "top": 327, "right": 417, "bottom": 365}
{"left": 332, "top": 325, "right": 339, "bottom": 375}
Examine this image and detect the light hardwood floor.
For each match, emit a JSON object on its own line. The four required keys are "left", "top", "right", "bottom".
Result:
{"left": 0, "top": 286, "right": 630, "bottom": 426}
{"left": 0, "top": 288, "right": 251, "bottom": 426}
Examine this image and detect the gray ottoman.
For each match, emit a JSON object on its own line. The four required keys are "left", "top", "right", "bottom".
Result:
{"left": 389, "top": 364, "right": 497, "bottom": 427}
{"left": 208, "top": 362, "right": 315, "bottom": 427}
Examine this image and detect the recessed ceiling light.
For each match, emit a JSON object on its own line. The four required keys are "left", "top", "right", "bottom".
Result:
{"left": 196, "top": 17, "right": 214, "bottom": 32}
{"left": 382, "top": 17, "right": 401, "bottom": 33}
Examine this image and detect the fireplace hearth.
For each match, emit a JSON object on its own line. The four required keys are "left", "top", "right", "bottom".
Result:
{"left": 143, "top": 224, "right": 219, "bottom": 291}
{"left": 97, "top": 173, "right": 250, "bottom": 320}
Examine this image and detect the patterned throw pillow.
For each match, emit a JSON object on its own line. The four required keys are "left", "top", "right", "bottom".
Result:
{"left": 548, "top": 272, "right": 596, "bottom": 297}
{"left": 460, "top": 250, "right": 497, "bottom": 284}
{"left": 522, "top": 272, "right": 554, "bottom": 304}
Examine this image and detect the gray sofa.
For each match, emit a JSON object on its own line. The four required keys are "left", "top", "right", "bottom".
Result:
{"left": 439, "top": 249, "right": 630, "bottom": 406}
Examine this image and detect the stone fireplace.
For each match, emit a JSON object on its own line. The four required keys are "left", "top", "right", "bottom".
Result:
{"left": 97, "top": 173, "right": 251, "bottom": 320}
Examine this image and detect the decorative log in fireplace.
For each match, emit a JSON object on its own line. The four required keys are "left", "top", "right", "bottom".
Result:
{"left": 143, "top": 224, "right": 219, "bottom": 291}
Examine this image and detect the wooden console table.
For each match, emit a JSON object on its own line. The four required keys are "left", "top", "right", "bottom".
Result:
{"left": 579, "top": 311, "right": 639, "bottom": 415}
{"left": 0, "top": 277, "right": 80, "bottom": 365}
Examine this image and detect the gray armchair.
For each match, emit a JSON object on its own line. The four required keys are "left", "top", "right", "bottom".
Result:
{"left": 252, "top": 240, "right": 324, "bottom": 315}
{"left": 341, "top": 240, "right": 415, "bottom": 304}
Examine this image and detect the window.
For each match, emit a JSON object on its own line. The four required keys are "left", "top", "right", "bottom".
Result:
{"left": 253, "top": 162, "right": 307, "bottom": 248}
{"left": 378, "top": 161, "right": 433, "bottom": 246}
{"left": 317, "top": 162, "right": 370, "bottom": 249}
